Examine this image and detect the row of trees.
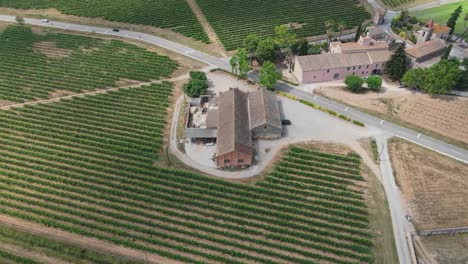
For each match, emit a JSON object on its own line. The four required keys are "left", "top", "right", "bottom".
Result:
{"left": 344, "top": 75, "right": 382, "bottom": 93}
{"left": 402, "top": 59, "right": 463, "bottom": 94}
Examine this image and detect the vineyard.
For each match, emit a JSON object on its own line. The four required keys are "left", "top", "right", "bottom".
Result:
{"left": 0, "top": 25, "right": 178, "bottom": 104}
{"left": 0, "top": 249, "right": 40, "bottom": 264}
{"left": 195, "top": 0, "right": 371, "bottom": 50}
{"left": 0, "top": 81, "right": 375, "bottom": 263}
{"left": 382, "top": 0, "right": 414, "bottom": 8}
{"left": 0, "top": 0, "right": 209, "bottom": 42}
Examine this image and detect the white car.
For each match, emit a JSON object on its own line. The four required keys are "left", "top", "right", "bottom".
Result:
{"left": 41, "top": 19, "right": 49, "bottom": 23}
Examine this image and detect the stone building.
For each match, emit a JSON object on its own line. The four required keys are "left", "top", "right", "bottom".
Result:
{"left": 184, "top": 87, "right": 282, "bottom": 169}
{"left": 293, "top": 35, "right": 391, "bottom": 84}
{"left": 248, "top": 89, "right": 282, "bottom": 139}
{"left": 406, "top": 39, "right": 447, "bottom": 63}
{"left": 215, "top": 88, "right": 253, "bottom": 169}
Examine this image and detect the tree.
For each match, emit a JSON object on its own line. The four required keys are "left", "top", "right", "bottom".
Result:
{"left": 422, "top": 59, "right": 461, "bottom": 94}
{"left": 446, "top": 5, "right": 463, "bottom": 35}
{"left": 183, "top": 71, "right": 208, "bottom": 97}
{"left": 457, "top": 59, "right": 468, "bottom": 90}
{"left": 385, "top": 43, "right": 411, "bottom": 81}
{"left": 344, "top": 75, "right": 364, "bottom": 93}
{"left": 243, "top": 33, "right": 260, "bottom": 64}
{"left": 259, "top": 61, "right": 282, "bottom": 91}
{"left": 291, "top": 38, "right": 309, "bottom": 56}
{"left": 402, "top": 60, "right": 462, "bottom": 94}
{"left": 230, "top": 48, "right": 250, "bottom": 79}
{"left": 354, "top": 20, "right": 363, "bottom": 42}
{"left": 366, "top": 75, "right": 382, "bottom": 91}
{"left": 274, "top": 25, "right": 297, "bottom": 50}
{"left": 255, "top": 38, "right": 278, "bottom": 64}
{"left": 402, "top": 68, "right": 425, "bottom": 89}
{"left": 337, "top": 22, "right": 346, "bottom": 41}
{"left": 15, "top": 16, "right": 25, "bottom": 25}
{"left": 324, "top": 19, "right": 335, "bottom": 48}
{"left": 441, "top": 44, "right": 452, "bottom": 60}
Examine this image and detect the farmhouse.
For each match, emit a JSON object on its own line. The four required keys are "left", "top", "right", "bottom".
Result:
{"left": 406, "top": 39, "right": 446, "bottom": 63}
{"left": 184, "top": 88, "right": 282, "bottom": 169}
{"left": 294, "top": 35, "right": 391, "bottom": 84}
{"left": 415, "top": 18, "right": 451, "bottom": 44}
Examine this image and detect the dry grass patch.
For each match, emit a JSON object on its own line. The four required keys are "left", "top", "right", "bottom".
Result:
{"left": 388, "top": 137, "right": 468, "bottom": 230}
{"left": 33, "top": 41, "right": 72, "bottom": 58}
{"left": 418, "top": 234, "right": 468, "bottom": 264}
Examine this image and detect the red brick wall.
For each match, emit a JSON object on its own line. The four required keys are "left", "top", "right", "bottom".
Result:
{"left": 216, "top": 150, "right": 252, "bottom": 168}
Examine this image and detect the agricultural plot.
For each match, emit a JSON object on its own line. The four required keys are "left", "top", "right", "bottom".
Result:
{"left": 0, "top": 25, "right": 178, "bottom": 105}
{"left": 195, "top": 0, "right": 371, "bottom": 50}
{"left": 0, "top": 249, "right": 41, "bottom": 264}
{"left": 0, "top": 83, "right": 375, "bottom": 263}
{"left": 382, "top": 0, "right": 414, "bottom": 8}
{"left": 411, "top": 1, "right": 468, "bottom": 38}
{"left": 388, "top": 138, "right": 468, "bottom": 230}
{"left": 0, "top": 0, "right": 208, "bottom": 42}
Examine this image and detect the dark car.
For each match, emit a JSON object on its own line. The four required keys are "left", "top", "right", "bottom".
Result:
{"left": 282, "top": 119, "right": 291, "bottom": 126}
{"left": 112, "top": 28, "right": 120, "bottom": 32}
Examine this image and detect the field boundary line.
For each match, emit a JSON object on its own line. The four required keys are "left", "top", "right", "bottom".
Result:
{"left": 185, "top": 0, "right": 227, "bottom": 57}
{"left": 0, "top": 242, "right": 69, "bottom": 264}
{"left": 0, "top": 215, "right": 179, "bottom": 264}
{"left": 0, "top": 75, "right": 189, "bottom": 111}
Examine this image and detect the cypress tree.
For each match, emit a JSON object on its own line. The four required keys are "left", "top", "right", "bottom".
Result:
{"left": 385, "top": 43, "right": 411, "bottom": 81}
{"left": 446, "top": 5, "right": 463, "bottom": 35}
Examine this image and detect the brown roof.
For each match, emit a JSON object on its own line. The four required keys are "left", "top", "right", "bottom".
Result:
{"left": 206, "top": 109, "right": 218, "bottom": 128}
{"left": 216, "top": 89, "right": 252, "bottom": 157}
{"left": 367, "top": 50, "right": 391, "bottom": 63}
{"left": 248, "top": 89, "right": 282, "bottom": 130}
{"left": 297, "top": 53, "right": 369, "bottom": 71}
{"left": 433, "top": 24, "right": 451, "bottom": 34}
{"left": 406, "top": 39, "right": 446, "bottom": 58}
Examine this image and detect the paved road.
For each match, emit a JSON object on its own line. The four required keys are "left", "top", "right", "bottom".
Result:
{"left": 375, "top": 135, "right": 414, "bottom": 264}
{"left": 1, "top": 12, "right": 467, "bottom": 264}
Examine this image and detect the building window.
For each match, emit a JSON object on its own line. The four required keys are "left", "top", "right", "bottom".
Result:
{"left": 382, "top": 63, "right": 385, "bottom": 66}
{"left": 353, "top": 72, "right": 355, "bottom": 75}
{"left": 224, "top": 159, "right": 230, "bottom": 163}
{"left": 366, "top": 65, "right": 369, "bottom": 69}
{"left": 333, "top": 73, "right": 339, "bottom": 79}
{"left": 353, "top": 66, "right": 356, "bottom": 70}
{"left": 314, "top": 76, "right": 316, "bottom": 78}
{"left": 327, "top": 69, "right": 330, "bottom": 73}
{"left": 362, "top": 71, "right": 364, "bottom": 74}
{"left": 264, "top": 125, "right": 267, "bottom": 129}
{"left": 359, "top": 66, "right": 362, "bottom": 69}
{"left": 239, "top": 159, "right": 244, "bottom": 164}
{"left": 347, "top": 67, "right": 350, "bottom": 70}
{"left": 375, "top": 64, "right": 378, "bottom": 68}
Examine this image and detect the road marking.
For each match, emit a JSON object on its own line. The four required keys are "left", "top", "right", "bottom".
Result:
{"left": 380, "top": 120, "right": 384, "bottom": 125}
{"left": 345, "top": 107, "right": 349, "bottom": 111}
{"left": 417, "top": 133, "right": 421, "bottom": 138}
{"left": 313, "top": 95, "right": 318, "bottom": 99}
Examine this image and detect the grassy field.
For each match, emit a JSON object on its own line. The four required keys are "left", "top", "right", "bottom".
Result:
{"left": 411, "top": 1, "right": 468, "bottom": 37}
{"left": 195, "top": 0, "right": 371, "bottom": 50}
{"left": 0, "top": 224, "right": 144, "bottom": 264}
{"left": 0, "top": 25, "right": 178, "bottom": 104}
{"left": 0, "top": 0, "right": 208, "bottom": 42}
{"left": 0, "top": 80, "right": 376, "bottom": 263}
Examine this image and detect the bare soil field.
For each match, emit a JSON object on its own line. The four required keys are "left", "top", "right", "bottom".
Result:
{"left": 388, "top": 138, "right": 468, "bottom": 230}
{"left": 315, "top": 86, "right": 468, "bottom": 148}
{"left": 418, "top": 234, "right": 468, "bottom": 264}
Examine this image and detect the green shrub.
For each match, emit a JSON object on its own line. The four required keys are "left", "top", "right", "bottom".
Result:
{"left": 352, "top": 120, "right": 365, "bottom": 126}
{"left": 345, "top": 75, "right": 364, "bottom": 93}
{"left": 183, "top": 71, "right": 209, "bottom": 97}
{"left": 366, "top": 75, "right": 382, "bottom": 92}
